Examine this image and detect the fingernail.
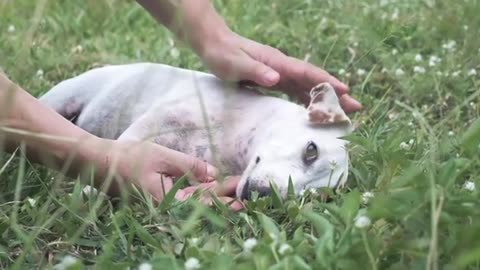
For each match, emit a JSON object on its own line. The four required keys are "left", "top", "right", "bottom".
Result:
{"left": 262, "top": 70, "right": 279, "bottom": 85}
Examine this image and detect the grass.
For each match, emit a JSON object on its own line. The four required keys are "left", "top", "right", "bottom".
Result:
{"left": 1, "top": 0, "right": 480, "bottom": 269}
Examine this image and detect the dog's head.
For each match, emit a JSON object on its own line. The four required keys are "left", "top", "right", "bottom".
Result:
{"left": 236, "top": 83, "right": 353, "bottom": 200}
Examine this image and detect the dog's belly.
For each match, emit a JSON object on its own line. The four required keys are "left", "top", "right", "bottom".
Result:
{"left": 151, "top": 126, "right": 246, "bottom": 175}
{"left": 120, "top": 101, "right": 251, "bottom": 175}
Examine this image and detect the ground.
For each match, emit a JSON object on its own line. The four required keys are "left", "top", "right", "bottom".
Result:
{"left": 1, "top": 0, "right": 480, "bottom": 269}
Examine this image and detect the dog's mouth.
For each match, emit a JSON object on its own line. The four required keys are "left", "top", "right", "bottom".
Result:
{"left": 236, "top": 151, "right": 350, "bottom": 200}
{"left": 237, "top": 164, "right": 349, "bottom": 200}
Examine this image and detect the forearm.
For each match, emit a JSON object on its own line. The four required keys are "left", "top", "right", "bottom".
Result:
{"left": 136, "top": 0, "right": 232, "bottom": 56}
{"left": 0, "top": 74, "right": 107, "bottom": 179}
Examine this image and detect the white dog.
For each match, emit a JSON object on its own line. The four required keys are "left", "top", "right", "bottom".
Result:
{"left": 39, "top": 63, "right": 353, "bottom": 199}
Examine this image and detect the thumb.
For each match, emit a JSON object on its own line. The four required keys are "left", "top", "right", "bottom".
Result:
{"left": 236, "top": 55, "right": 280, "bottom": 87}
{"left": 160, "top": 146, "right": 218, "bottom": 182}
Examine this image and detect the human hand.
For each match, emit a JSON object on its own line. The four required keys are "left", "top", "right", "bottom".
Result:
{"left": 197, "top": 32, "right": 362, "bottom": 113}
{"left": 92, "top": 139, "right": 243, "bottom": 211}
{"left": 175, "top": 176, "right": 244, "bottom": 211}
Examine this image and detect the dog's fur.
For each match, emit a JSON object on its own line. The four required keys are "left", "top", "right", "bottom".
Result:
{"left": 39, "top": 63, "right": 353, "bottom": 199}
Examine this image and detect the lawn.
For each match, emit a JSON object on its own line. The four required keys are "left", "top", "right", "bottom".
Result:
{"left": 1, "top": 0, "right": 480, "bottom": 269}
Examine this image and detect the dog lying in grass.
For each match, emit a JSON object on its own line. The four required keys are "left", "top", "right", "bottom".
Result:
{"left": 39, "top": 63, "right": 353, "bottom": 199}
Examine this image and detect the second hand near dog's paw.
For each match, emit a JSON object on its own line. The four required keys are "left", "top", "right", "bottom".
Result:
{"left": 175, "top": 176, "right": 244, "bottom": 212}
{"left": 197, "top": 32, "right": 362, "bottom": 113}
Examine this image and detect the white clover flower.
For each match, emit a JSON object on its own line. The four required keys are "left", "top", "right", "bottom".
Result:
{"left": 36, "top": 69, "right": 44, "bottom": 78}
{"left": 415, "top": 54, "right": 423, "bottom": 62}
{"left": 391, "top": 8, "right": 399, "bottom": 20}
{"left": 243, "top": 238, "right": 257, "bottom": 252}
{"left": 356, "top": 68, "right": 367, "bottom": 76}
{"left": 345, "top": 72, "right": 351, "bottom": 78}
{"left": 190, "top": 238, "right": 199, "bottom": 245}
{"left": 82, "top": 185, "right": 98, "bottom": 196}
{"left": 408, "top": 121, "right": 414, "bottom": 127}
{"left": 362, "top": 192, "right": 374, "bottom": 204}
{"left": 452, "top": 70, "right": 461, "bottom": 77}
{"left": 71, "top": 45, "right": 83, "bottom": 54}
{"left": 338, "top": 68, "right": 346, "bottom": 75}
{"left": 413, "top": 66, "right": 426, "bottom": 74}
{"left": 392, "top": 49, "right": 398, "bottom": 55}
{"left": 8, "top": 25, "right": 15, "bottom": 33}
{"left": 138, "top": 262, "right": 153, "bottom": 270}
{"left": 464, "top": 25, "right": 469, "bottom": 30}
{"left": 27, "top": 197, "right": 37, "bottom": 207}
{"left": 388, "top": 112, "right": 398, "bottom": 120}
{"left": 467, "top": 69, "right": 477, "bottom": 76}
{"left": 399, "top": 141, "right": 412, "bottom": 150}
{"left": 185, "top": 257, "right": 200, "bottom": 270}
{"left": 54, "top": 255, "right": 78, "bottom": 270}
{"left": 448, "top": 131, "right": 454, "bottom": 136}
{"left": 395, "top": 68, "right": 405, "bottom": 76}
{"left": 442, "top": 40, "right": 456, "bottom": 51}
{"left": 463, "top": 181, "right": 476, "bottom": 191}
{"left": 278, "top": 243, "right": 292, "bottom": 255}
{"left": 170, "top": 48, "right": 180, "bottom": 59}
{"left": 354, "top": 215, "right": 371, "bottom": 229}
{"left": 429, "top": 55, "right": 441, "bottom": 67}
{"left": 470, "top": 102, "right": 476, "bottom": 109}
{"left": 381, "top": 67, "right": 388, "bottom": 74}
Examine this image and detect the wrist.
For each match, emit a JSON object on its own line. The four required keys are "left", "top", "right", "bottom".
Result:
{"left": 74, "top": 136, "right": 126, "bottom": 194}
{"left": 175, "top": 1, "right": 233, "bottom": 57}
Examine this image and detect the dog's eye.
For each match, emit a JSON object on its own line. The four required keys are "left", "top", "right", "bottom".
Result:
{"left": 303, "top": 141, "right": 318, "bottom": 164}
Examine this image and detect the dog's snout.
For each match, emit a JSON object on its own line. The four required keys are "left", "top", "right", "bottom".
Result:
{"left": 240, "top": 180, "right": 250, "bottom": 200}
{"left": 240, "top": 178, "right": 271, "bottom": 200}
{"left": 254, "top": 186, "right": 271, "bottom": 197}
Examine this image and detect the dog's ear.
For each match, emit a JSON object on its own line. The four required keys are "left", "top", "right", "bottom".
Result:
{"left": 307, "top": 83, "right": 351, "bottom": 125}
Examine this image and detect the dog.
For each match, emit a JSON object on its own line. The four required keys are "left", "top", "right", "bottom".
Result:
{"left": 39, "top": 63, "right": 353, "bottom": 200}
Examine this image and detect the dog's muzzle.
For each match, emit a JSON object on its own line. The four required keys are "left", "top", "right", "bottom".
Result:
{"left": 240, "top": 178, "right": 271, "bottom": 200}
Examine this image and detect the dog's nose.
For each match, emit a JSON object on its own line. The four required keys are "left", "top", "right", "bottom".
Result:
{"left": 240, "top": 180, "right": 250, "bottom": 200}
{"left": 240, "top": 179, "right": 271, "bottom": 200}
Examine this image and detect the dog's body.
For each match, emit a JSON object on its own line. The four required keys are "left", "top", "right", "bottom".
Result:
{"left": 39, "top": 63, "right": 353, "bottom": 199}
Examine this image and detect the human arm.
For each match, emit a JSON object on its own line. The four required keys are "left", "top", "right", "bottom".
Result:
{"left": 136, "top": 0, "right": 362, "bottom": 112}
{"left": 0, "top": 73, "right": 244, "bottom": 210}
